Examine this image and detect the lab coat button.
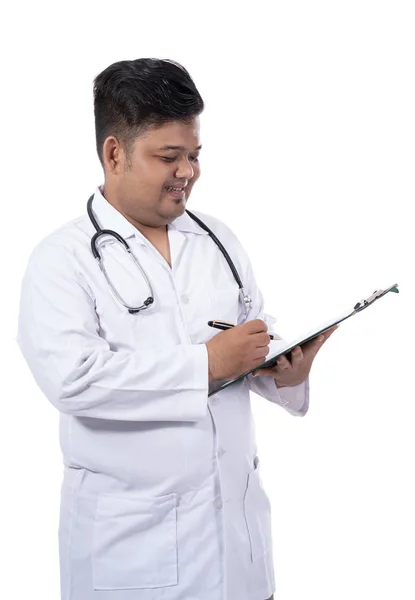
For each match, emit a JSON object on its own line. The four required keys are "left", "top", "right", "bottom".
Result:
{"left": 210, "top": 396, "right": 219, "bottom": 405}
{"left": 213, "top": 497, "right": 223, "bottom": 509}
{"left": 217, "top": 447, "right": 225, "bottom": 459}
{"left": 181, "top": 294, "right": 190, "bottom": 304}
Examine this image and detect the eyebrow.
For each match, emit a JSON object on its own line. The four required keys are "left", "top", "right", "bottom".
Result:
{"left": 156, "top": 145, "right": 202, "bottom": 151}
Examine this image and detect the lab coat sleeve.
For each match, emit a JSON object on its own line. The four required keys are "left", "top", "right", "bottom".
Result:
{"left": 16, "top": 242, "right": 209, "bottom": 422}
{"left": 237, "top": 247, "right": 309, "bottom": 417}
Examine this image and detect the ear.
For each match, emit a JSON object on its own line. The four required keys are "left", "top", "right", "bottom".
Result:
{"left": 102, "top": 136, "right": 125, "bottom": 175}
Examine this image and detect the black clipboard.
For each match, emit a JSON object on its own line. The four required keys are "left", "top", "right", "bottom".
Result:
{"left": 208, "top": 283, "right": 399, "bottom": 397}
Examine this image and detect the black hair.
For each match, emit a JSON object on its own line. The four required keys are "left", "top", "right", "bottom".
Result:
{"left": 93, "top": 58, "right": 204, "bottom": 167}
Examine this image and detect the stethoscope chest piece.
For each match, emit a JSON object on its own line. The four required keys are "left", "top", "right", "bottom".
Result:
{"left": 240, "top": 288, "right": 253, "bottom": 312}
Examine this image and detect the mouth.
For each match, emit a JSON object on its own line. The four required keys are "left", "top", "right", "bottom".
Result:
{"left": 164, "top": 186, "right": 186, "bottom": 200}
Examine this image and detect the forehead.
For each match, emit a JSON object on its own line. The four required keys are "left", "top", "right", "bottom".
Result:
{"left": 137, "top": 118, "right": 201, "bottom": 149}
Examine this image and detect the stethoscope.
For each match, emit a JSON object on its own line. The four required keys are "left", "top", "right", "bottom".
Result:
{"left": 87, "top": 194, "right": 253, "bottom": 315}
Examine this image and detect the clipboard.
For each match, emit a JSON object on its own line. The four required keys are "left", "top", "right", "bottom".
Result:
{"left": 208, "top": 283, "right": 399, "bottom": 397}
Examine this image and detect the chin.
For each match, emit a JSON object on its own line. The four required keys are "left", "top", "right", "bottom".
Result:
{"left": 172, "top": 197, "right": 187, "bottom": 210}
{"left": 160, "top": 201, "right": 184, "bottom": 223}
{"left": 172, "top": 202, "right": 186, "bottom": 218}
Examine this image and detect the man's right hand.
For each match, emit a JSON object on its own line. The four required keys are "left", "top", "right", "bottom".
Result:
{"left": 205, "top": 319, "right": 271, "bottom": 383}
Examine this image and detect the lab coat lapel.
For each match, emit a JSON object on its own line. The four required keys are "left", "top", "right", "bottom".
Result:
{"left": 167, "top": 226, "right": 187, "bottom": 271}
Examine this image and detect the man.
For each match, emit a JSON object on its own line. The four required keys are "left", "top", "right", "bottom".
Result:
{"left": 17, "top": 58, "right": 336, "bottom": 600}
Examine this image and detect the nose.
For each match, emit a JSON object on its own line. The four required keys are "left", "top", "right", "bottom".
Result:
{"left": 175, "top": 157, "right": 194, "bottom": 180}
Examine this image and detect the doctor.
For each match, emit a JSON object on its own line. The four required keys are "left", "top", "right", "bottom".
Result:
{"left": 17, "top": 58, "right": 336, "bottom": 600}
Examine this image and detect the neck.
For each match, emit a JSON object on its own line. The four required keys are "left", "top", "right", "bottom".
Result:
{"left": 101, "top": 184, "right": 168, "bottom": 238}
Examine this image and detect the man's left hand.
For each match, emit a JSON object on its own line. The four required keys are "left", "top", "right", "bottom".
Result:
{"left": 252, "top": 325, "right": 339, "bottom": 388}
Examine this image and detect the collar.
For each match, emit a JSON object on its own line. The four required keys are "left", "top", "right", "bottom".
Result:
{"left": 89, "top": 186, "right": 209, "bottom": 239}
{"left": 169, "top": 209, "right": 210, "bottom": 235}
{"left": 90, "top": 187, "right": 137, "bottom": 239}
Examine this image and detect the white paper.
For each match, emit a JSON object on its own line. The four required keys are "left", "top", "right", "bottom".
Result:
{"left": 265, "top": 307, "right": 353, "bottom": 362}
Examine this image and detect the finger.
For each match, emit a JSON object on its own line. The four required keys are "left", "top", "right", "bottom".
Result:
{"left": 254, "top": 332, "right": 272, "bottom": 346}
{"left": 314, "top": 325, "right": 339, "bottom": 348}
{"left": 247, "top": 319, "right": 268, "bottom": 334}
{"left": 308, "top": 335, "right": 327, "bottom": 356}
{"left": 305, "top": 325, "right": 339, "bottom": 357}
{"left": 276, "top": 355, "right": 291, "bottom": 370}
{"left": 324, "top": 325, "right": 339, "bottom": 338}
{"left": 290, "top": 346, "right": 303, "bottom": 365}
{"left": 253, "top": 349, "right": 270, "bottom": 363}
{"left": 317, "top": 325, "right": 338, "bottom": 340}
{"left": 304, "top": 325, "right": 339, "bottom": 348}
{"left": 253, "top": 353, "right": 271, "bottom": 365}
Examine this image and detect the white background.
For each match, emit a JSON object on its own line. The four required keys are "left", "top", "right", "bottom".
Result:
{"left": 1, "top": 1, "right": 414, "bottom": 599}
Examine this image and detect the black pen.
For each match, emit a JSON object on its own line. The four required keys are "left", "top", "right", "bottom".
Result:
{"left": 208, "top": 320, "right": 278, "bottom": 340}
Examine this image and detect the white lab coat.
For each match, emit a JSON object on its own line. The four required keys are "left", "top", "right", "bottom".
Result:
{"left": 17, "top": 187, "right": 309, "bottom": 600}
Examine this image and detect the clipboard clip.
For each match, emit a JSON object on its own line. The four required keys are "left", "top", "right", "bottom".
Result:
{"left": 353, "top": 284, "right": 399, "bottom": 312}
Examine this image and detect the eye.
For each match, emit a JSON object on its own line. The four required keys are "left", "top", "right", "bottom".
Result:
{"left": 159, "top": 155, "right": 199, "bottom": 164}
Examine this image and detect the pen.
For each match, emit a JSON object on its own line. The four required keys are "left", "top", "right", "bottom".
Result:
{"left": 208, "top": 320, "right": 277, "bottom": 340}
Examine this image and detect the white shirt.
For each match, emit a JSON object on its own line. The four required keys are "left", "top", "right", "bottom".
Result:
{"left": 17, "top": 187, "right": 309, "bottom": 600}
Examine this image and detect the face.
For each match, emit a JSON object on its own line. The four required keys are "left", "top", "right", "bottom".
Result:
{"left": 103, "top": 118, "right": 201, "bottom": 229}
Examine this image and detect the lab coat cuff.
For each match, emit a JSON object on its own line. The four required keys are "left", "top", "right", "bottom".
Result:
{"left": 277, "top": 378, "right": 310, "bottom": 416}
{"left": 247, "top": 373, "right": 309, "bottom": 416}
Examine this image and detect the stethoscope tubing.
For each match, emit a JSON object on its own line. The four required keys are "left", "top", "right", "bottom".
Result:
{"left": 86, "top": 194, "right": 251, "bottom": 315}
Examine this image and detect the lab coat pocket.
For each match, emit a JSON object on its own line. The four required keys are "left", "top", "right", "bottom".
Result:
{"left": 92, "top": 491, "right": 178, "bottom": 590}
{"left": 243, "top": 457, "right": 273, "bottom": 562}
{"left": 208, "top": 284, "right": 240, "bottom": 326}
